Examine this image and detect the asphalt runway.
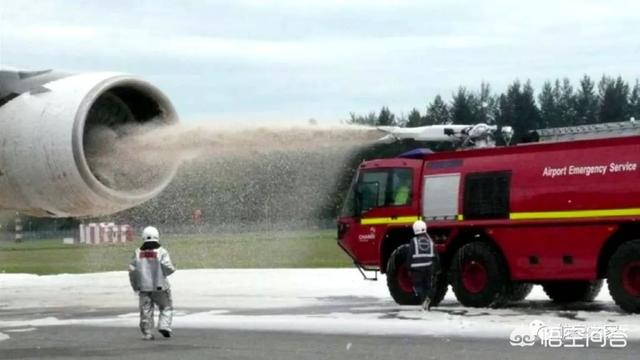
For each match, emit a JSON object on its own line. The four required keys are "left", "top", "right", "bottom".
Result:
{"left": 2, "top": 270, "right": 639, "bottom": 359}
{"left": 1, "top": 321, "right": 638, "bottom": 360}
{"left": 0, "top": 307, "right": 638, "bottom": 360}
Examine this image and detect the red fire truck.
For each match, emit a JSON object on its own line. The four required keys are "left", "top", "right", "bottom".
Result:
{"left": 337, "top": 122, "right": 640, "bottom": 313}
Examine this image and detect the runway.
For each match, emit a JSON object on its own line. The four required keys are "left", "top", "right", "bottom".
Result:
{"left": 1, "top": 269, "right": 639, "bottom": 359}
{"left": 1, "top": 322, "right": 638, "bottom": 360}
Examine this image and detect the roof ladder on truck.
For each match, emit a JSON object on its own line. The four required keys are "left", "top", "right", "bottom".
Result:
{"left": 534, "top": 120, "right": 640, "bottom": 142}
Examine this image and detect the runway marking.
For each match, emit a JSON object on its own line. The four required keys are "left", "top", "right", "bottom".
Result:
{"left": 5, "top": 327, "right": 36, "bottom": 333}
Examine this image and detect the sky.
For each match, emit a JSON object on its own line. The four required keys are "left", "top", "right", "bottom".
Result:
{"left": 0, "top": 0, "right": 638, "bottom": 124}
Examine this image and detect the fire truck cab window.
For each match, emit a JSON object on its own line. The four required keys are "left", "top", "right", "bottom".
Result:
{"left": 357, "top": 171, "right": 388, "bottom": 213}
{"left": 355, "top": 168, "right": 413, "bottom": 214}
{"left": 389, "top": 169, "right": 412, "bottom": 206}
{"left": 463, "top": 171, "right": 510, "bottom": 219}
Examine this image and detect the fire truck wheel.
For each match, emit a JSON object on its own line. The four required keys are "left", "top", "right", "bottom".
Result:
{"left": 450, "top": 242, "right": 509, "bottom": 308}
{"left": 386, "top": 244, "right": 421, "bottom": 305}
{"left": 506, "top": 282, "right": 533, "bottom": 302}
{"left": 607, "top": 240, "right": 640, "bottom": 313}
{"left": 542, "top": 280, "right": 603, "bottom": 303}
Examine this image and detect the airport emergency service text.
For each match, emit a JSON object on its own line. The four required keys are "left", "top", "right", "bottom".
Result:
{"left": 542, "top": 162, "right": 637, "bottom": 178}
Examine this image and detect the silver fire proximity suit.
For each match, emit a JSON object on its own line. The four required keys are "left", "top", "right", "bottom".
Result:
{"left": 128, "top": 229, "right": 176, "bottom": 338}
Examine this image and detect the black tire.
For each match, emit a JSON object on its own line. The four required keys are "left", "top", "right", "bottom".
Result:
{"left": 386, "top": 244, "right": 420, "bottom": 305}
{"left": 507, "top": 282, "right": 533, "bottom": 302}
{"left": 542, "top": 280, "right": 603, "bottom": 303}
{"left": 607, "top": 239, "right": 640, "bottom": 313}
{"left": 450, "top": 242, "right": 509, "bottom": 308}
{"left": 431, "top": 269, "right": 449, "bottom": 306}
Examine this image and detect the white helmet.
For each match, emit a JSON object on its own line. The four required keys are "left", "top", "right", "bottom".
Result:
{"left": 412, "top": 220, "right": 427, "bottom": 235}
{"left": 142, "top": 226, "right": 159, "bottom": 242}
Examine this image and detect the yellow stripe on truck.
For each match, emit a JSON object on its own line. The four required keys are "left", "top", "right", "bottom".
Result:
{"left": 510, "top": 207, "right": 640, "bottom": 220}
{"left": 361, "top": 216, "right": 421, "bottom": 225}
{"left": 360, "top": 208, "right": 640, "bottom": 225}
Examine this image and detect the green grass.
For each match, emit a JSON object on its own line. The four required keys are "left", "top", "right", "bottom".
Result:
{"left": 0, "top": 230, "right": 353, "bottom": 275}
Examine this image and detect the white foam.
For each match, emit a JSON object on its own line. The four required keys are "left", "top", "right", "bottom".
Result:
{"left": 1, "top": 269, "right": 639, "bottom": 339}
{"left": 4, "top": 327, "right": 36, "bottom": 333}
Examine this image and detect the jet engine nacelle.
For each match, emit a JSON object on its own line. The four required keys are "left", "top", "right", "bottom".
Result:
{"left": 0, "top": 70, "right": 178, "bottom": 217}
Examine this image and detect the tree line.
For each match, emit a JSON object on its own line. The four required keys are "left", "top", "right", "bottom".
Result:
{"left": 347, "top": 75, "right": 640, "bottom": 142}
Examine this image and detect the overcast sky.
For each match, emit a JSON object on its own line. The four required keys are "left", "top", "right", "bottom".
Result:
{"left": 1, "top": 0, "right": 638, "bottom": 123}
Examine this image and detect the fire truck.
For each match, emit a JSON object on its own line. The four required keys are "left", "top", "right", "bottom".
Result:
{"left": 337, "top": 121, "right": 640, "bottom": 313}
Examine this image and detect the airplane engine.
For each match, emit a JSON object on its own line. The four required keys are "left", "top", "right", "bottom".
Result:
{"left": 0, "top": 70, "right": 178, "bottom": 217}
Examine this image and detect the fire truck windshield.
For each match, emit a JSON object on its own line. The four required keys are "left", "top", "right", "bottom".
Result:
{"left": 339, "top": 168, "right": 413, "bottom": 218}
{"left": 339, "top": 177, "right": 358, "bottom": 217}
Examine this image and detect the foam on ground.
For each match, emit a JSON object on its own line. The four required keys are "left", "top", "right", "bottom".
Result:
{"left": 1, "top": 269, "right": 639, "bottom": 340}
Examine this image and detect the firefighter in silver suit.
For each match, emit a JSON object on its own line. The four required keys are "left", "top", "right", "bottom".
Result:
{"left": 128, "top": 226, "right": 176, "bottom": 340}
